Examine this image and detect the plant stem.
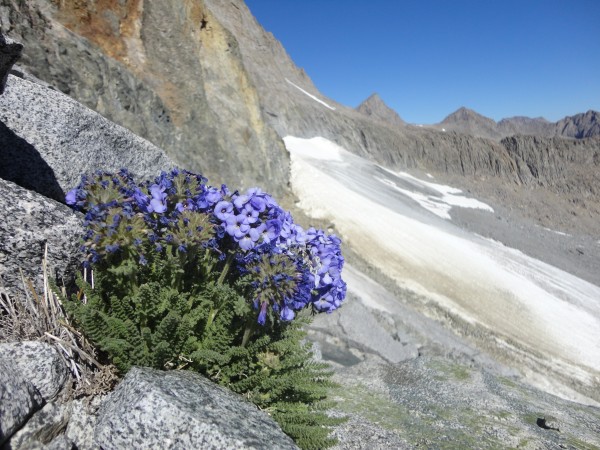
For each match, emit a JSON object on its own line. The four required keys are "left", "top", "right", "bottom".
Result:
{"left": 217, "top": 252, "right": 234, "bottom": 285}
{"left": 206, "top": 307, "right": 219, "bottom": 330}
{"left": 241, "top": 319, "right": 256, "bottom": 347}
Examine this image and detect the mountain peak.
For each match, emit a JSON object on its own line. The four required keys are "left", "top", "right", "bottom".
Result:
{"left": 438, "top": 107, "right": 500, "bottom": 138}
{"left": 442, "top": 107, "right": 494, "bottom": 124}
{"left": 555, "top": 110, "right": 600, "bottom": 138}
{"left": 356, "top": 93, "right": 405, "bottom": 127}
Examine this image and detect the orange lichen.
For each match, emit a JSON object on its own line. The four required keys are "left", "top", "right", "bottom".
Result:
{"left": 52, "top": 0, "right": 144, "bottom": 64}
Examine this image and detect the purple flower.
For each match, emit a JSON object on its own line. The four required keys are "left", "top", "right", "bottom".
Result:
{"left": 239, "top": 235, "right": 255, "bottom": 251}
{"left": 105, "top": 244, "right": 120, "bottom": 253}
{"left": 149, "top": 184, "right": 167, "bottom": 213}
{"left": 242, "top": 203, "right": 259, "bottom": 224}
{"left": 205, "top": 187, "right": 222, "bottom": 205}
{"left": 280, "top": 306, "right": 295, "bottom": 321}
{"left": 215, "top": 201, "right": 233, "bottom": 221}
{"left": 266, "top": 219, "right": 282, "bottom": 241}
{"left": 233, "top": 194, "right": 249, "bottom": 210}
{"left": 225, "top": 215, "right": 250, "bottom": 240}
{"left": 248, "top": 223, "right": 267, "bottom": 243}
{"left": 65, "top": 189, "right": 77, "bottom": 205}
{"left": 257, "top": 301, "right": 268, "bottom": 325}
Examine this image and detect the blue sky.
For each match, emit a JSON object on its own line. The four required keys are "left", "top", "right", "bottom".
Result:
{"left": 245, "top": 0, "right": 600, "bottom": 124}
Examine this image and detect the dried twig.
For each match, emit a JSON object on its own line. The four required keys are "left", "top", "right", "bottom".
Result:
{"left": 0, "top": 244, "right": 112, "bottom": 396}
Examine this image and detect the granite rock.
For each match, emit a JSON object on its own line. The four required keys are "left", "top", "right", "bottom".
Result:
{"left": 65, "top": 397, "right": 103, "bottom": 450}
{"left": 0, "top": 74, "right": 175, "bottom": 203}
{"left": 6, "top": 402, "right": 71, "bottom": 449}
{"left": 0, "top": 177, "right": 82, "bottom": 298}
{"left": 0, "top": 357, "right": 44, "bottom": 447}
{"left": 0, "top": 341, "right": 69, "bottom": 401}
{"left": 94, "top": 367, "right": 298, "bottom": 450}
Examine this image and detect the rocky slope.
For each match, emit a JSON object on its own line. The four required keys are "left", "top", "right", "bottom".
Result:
{"left": 0, "top": 0, "right": 288, "bottom": 196}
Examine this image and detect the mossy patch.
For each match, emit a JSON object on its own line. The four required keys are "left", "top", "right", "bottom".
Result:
{"left": 428, "top": 359, "right": 471, "bottom": 381}
{"left": 332, "top": 382, "right": 514, "bottom": 449}
{"left": 564, "top": 437, "right": 600, "bottom": 450}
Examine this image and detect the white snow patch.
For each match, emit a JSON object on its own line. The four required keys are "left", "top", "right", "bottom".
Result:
{"left": 426, "top": 173, "right": 434, "bottom": 179}
{"left": 283, "top": 136, "right": 343, "bottom": 161}
{"left": 286, "top": 135, "right": 600, "bottom": 392}
{"left": 376, "top": 167, "right": 494, "bottom": 219}
{"left": 376, "top": 176, "right": 453, "bottom": 219}
{"left": 285, "top": 78, "right": 336, "bottom": 110}
{"left": 542, "top": 227, "right": 570, "bottom": 237}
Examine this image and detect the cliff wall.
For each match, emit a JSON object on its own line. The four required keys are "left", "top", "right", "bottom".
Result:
{"left": 0, "top": 0, "right": 289, "bottom": 195}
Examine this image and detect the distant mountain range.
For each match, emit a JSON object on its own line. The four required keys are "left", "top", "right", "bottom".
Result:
{"left": 438, "top": 107, "right": 599, "bottom": 140}
{"left": 355, "top": 97, "right": 599, "bottom": 141}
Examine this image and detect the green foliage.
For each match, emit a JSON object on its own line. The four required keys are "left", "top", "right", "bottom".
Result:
{"left": 64, "top": 169, "right": 348, "bottom": 448}
{"left": 66, "top": 247, "right": 345, "bottom": 448}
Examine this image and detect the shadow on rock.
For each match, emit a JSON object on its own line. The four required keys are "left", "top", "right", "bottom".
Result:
{"left": 0, "top": 121, "right": 64, "bottom": 202}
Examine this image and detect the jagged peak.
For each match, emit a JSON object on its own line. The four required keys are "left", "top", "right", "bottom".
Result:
{"left": 356, "top": 93, "right": 405, "bottom": 126}
{"left": 361, "top": 92, "right": 383, "bottom": 104}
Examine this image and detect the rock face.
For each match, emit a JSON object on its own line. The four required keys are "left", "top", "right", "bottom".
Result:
{"left": 0, "top": 0, "right": 289, "bottom": 197}
{"left": 356, "top": 93, "right": 405, "bottom": 128}
{"left": 0, "top": 177, "right": 83, "bottom": 299}
{"left": 0, "top": 75, "right": 175, "bottom": 202}
{"left": 501, "top": 135, "right": 600, "bottom": 193}
{"left": 555, "top": 110, "right": 600, "bottom": 139}
{"left": 0, "top": 342, "right": 297, "bottom": 449}
{"left": 0, "top": 72, "right": 177, "bottom": 299}
{"left": 95, "top": 367, "right": 298, "bottom": 450}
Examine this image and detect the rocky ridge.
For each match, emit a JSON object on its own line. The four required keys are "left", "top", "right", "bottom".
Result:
{"left": 437, "top": 106, "right": 600, "bottom": 141}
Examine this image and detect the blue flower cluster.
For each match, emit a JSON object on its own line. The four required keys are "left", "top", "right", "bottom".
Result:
{"left": 66, "top": 169, "right": 346, "bottom": 324}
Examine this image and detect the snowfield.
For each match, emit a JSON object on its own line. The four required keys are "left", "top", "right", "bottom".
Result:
{"left": 285, "top": 135, "right": 600, "bottom": 404}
